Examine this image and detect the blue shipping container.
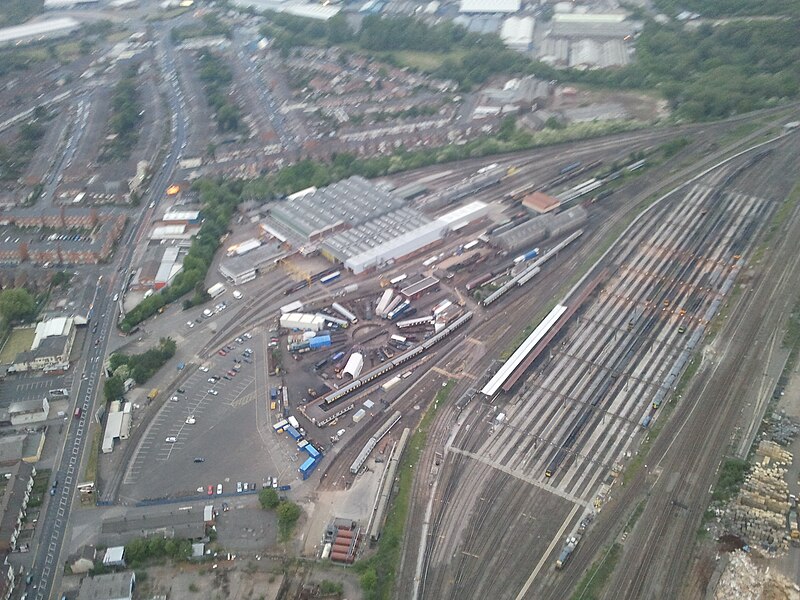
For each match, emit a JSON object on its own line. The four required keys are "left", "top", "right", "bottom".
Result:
{"left": 286, "top": 426, "right": 302, "bottom": 441}
{"left": 304, "top": 444, "right": 320, "bottom": 459}
{"left": 299, "top": 456, "right": 318, "bottom": 480}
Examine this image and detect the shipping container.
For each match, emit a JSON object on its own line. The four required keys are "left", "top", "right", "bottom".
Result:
{"left": 305, "top": 444, "right": 320, "bottom": 459}
{"left": 288, "top": 416, "right": 299, "bottom": 429}
{"left": 299, "top": 456, "right": 319, "bottom": 480}
{"left": 272, "top": 419, "right": 289, "bottom": 433}
{"left": 352, "top": 408, "right": 366, "bottom": 423}
{"left": 285, "top": 425, "right": 302, "bottom": 441}
{"left": 309, "top": 335, "right": 332, "bottom": 350}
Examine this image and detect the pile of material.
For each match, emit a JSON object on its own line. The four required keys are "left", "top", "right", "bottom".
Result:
{"left": 714, "top": 550, "right": 799, "bottom": 600}
{"left": 766, "top": 412, "right": 800, "bottom": 446}
{"left": 724, "top": 441, "right": 792, "bottom": 551}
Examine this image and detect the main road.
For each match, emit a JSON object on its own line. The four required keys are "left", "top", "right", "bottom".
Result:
{"left": 31, "top": 24, "right": 188, "bottom": 600}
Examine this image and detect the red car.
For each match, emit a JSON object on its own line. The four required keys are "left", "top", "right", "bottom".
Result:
{"left": 207, "top": 485, "right": 214, "bottom": 496}
{"left": 218, "top": 349, "right": 227, "bottom": 356}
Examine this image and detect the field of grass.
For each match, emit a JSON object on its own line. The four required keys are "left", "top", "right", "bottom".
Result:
{"left": 389, "top": 49, "right": 467, "bottom": 72}
{"left": 0, "top": 327, "right": 34, "bottom": 363}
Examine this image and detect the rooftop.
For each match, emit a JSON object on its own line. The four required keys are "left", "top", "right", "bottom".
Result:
{"left": 77, "top": 571, "right": 135, "bottom": 600}
{"left": 0, "top": 17, "right": 80, "bottom": 45}
{"left": 460, "top": 0, "right": 520, "bottom": 14}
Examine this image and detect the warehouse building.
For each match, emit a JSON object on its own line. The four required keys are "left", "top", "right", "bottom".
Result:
{"left": 523, "top": 191, "right": 560, "bottom": 214}
{"left": 269, "top": 176, "right": 404, "bottom": 243}
{"left": 11, "top": 316, "right": 77, "bottom": 373}
{"left": 340, "top": 201, "right": 489, "bottom": 274}
{"left": 0, "top": 17, "right": 81, "bottom": 47}
{"left": 218, "top": 242, "right": 286, "bottom": 285}
{"left": 280, "top": 313, "right": 326, "bottom": 332}
{"left": 7, "top": 399, "right": 50, "bottom": 426}
{"left": 77, "top": 571, "right": 135, "bottom": 600}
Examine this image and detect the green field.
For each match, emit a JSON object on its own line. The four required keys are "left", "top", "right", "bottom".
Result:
{"left": 390, "top": 49, "right": 467, "bottom": 72}
{"left": 0, "top": 327, "right": 34, "bottom": 363}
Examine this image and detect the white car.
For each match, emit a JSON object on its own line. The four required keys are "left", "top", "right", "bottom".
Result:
{"left": 232, "top": 290, "right": 243, "bottom": 299}
{"left": 236, "top": 482, "right": 243, "bottom": 493}
{"left": 208, "top": 389, "right": 218, "bottom": 396}
{"left": 216, "top": 483, "right": 223, "bottom": 495}
{"left": 185, "top": 416, "right": 196, "bottom": 424}
{"left": 186, "top": 321, "right": 194, "bottom": 328}
{"left": 207, "top": 377, "right": 217, "bottom": 383}
{"left": 199, "top": 366, "right": 209, "bottom": 372}
{"left": 165, "top": 436, "right": 177, "bottom": 443}
{"left": 170, "top": 395, "right": 179, "bottom": 402}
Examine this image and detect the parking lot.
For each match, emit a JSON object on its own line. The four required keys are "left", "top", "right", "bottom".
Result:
{"left": 0, "top": 371, "right": 76, "bottom": 410}
{"left": 119, "top": 329, "right": 305, "bottom": 503}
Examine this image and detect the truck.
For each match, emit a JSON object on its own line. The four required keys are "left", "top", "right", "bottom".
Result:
{"left": 270, "top": 387, "right": 278, "bottom": 400}
{"left": 207, "top": 283, "right": 226, "bottom": 299}
{"left": 147, "top": 389, "right": 159, "bottom": 401}
{"left": 555, "top": 536, "right": 579, "bottom": 569}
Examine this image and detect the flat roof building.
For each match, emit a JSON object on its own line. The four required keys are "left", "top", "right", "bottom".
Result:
{"left": 77, "top": 571, "right": 135, "bottom": 600}
{"left": 0, "top": 17, "right": 81, "bottom": 47}
{"left": 460, "top": 0, "right": 520, "bottom": 13}
{"left": 401, "top": 276, "right": 440, "bottom": 300}
{"left": 500, "top": 16, "right": 535, "bottom": 50}
{"left": 218, "top": 243, "right": 286, "bottom": 286}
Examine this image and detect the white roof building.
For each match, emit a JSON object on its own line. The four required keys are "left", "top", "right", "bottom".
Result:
{"left": 501, "top": 16, "right": 535, "bottom": 50}
{"left": 459, "top": 0, "right": 520, "bottom": 14}
{"left": 32, "top": 317, "right": 74, "bottom": 350}
{"left": 342, "top": 353, "right": 364, "bottom": 379}
{"left": 0, "top": 17, "right": 81, "bottom": 47}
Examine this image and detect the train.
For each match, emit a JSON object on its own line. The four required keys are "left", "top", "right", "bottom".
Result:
{"left": 465, "top": 272, "right": 495, "bottom": 291}
{"left": 320, "top": 312, "right": 474, "bottom": 407}
{"left": 559, "top": 161, "right": 582, "bottom": 175}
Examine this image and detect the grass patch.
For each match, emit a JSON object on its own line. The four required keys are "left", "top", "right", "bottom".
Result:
{"left": 718, "top": 121, "right": 761, "bottom": 146}
{"left": 83, "top": 424, "right": 101, "bottom": 487}
{"left": 0, "top": 326, "right": 34, "bottom": 363}
{"left": 711, "top": 457, "right": 750, "bottom": 503}
{"left": 762, "top": 181, "right": 800, "bottom": 246}
{"left": 355, "top": 380, "right": 454, "bottom": 600}
{"left": 28, "top": 469, "right": 51, "bottom": 509}
{"left": 570, "top": 543, "right": 622, "bottom": 600}
{"left": 389, "top": 49, "right": 467, "bottom": 71}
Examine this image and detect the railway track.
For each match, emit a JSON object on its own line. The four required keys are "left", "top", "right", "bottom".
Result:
{"left": 411, "top": 135, "right": 787, "bottom": 599}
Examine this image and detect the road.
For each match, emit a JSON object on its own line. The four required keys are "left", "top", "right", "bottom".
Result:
{"left": 30, "top": 24, "right": 188, "bottom": 600}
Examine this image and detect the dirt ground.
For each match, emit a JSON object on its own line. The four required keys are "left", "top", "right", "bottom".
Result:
{"left": 140, "top": 559, "right": 363, "bottom": 600}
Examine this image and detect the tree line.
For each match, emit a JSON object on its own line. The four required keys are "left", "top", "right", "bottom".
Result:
{"left": 103, "top": 64, "right": 142, "bottom": 161}
{"left": 103, "top": 337, "right": 176, "bottom": 401}
{"left": 197, "top": 50, "right": 243, "bottom": 133}
{"left": 120, "top": 179, "right": 240, "bottom": 332}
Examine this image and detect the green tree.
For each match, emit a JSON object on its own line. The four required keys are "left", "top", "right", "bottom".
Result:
{"left": 276, "top": 501, "right": 301, "bottom": 539}
{"left": 104, "top": 375, "right": 125, "bottom": 402}
{"left": 259, "top": 487, "right": 279, "bottom": 509}
{"left": 0, "top": 288, "right": 36, "bottom": 323}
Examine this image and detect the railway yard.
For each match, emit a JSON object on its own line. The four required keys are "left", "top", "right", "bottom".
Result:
{"left": 68, "top": 105, "right": 800, "bottom": 600}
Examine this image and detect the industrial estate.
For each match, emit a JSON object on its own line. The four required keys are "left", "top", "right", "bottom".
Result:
{"left": 0, "top": 0, "right": 797, "bottom": 599}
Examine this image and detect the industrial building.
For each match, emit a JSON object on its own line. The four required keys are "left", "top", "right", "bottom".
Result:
{"left": 401, "top": 276, "right": 440, "bottom": 300}
{"left": 44, "top": 0, "right": 99, "bottom": 8}
{"left": 538, "top": 13, "right": 638, "bottom": 68}
{"left": 493, "top": 206, "right": 587, "bottom": 253}
{"left": 230, "top": 0, "right": 341, "bottom": 19}
{"left": 6, "top": 399, "right": 50, "bottom": 426}
{"left": 459, "top": 0, "right": 520, "bottom": 13}
{"left": 500, "top": 16, "right": 535, "bottom": 51}
{"left": 0, "top": 17, "right": 81, "bottom": 47}
{"left": 341, "top": 201, "right": 490, "bottom": 274}
{"left": 218, "top": 242, "right": 286, "bottom": 285}
{"left": 280, "top": 313, "right": 326, "bottom": 332}
{"left": 523, "top": 191, "right": 561, "bottom": 214}
{"left": 269, "top": 176, "right": 404, "bottom": 243}
{"left": 77, "top": 571, "right": 135, "bottom": 600}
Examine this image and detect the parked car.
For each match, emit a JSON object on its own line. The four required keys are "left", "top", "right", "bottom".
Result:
{"left": 165, "top": 436, "right": 177, "bottom": 443}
